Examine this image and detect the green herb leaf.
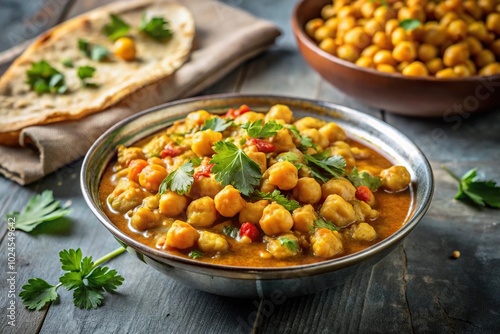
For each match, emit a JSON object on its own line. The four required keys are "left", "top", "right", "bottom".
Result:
{"left": 242, "top": 120, "right": 283, "bottom": 138}
{"left": 303, "top": 151, "right": 346, "bottom": 182}
{"left": 201, "top": 118, "right": 234, "bottom": 132}
{"left": 25, "top": 61, "right": 67, "bottom": 95}
{"left": 443, "top": 167, "right": 500, "bottom": 208}
{"left": 313, "top": 217, "right": 340, "bottom": 232}
{"left": 59, "top": 271, "right": 83, "bottom": 290}
{"left": 73, "top": 285, "right": 104, "bottom": 309}
{"left": 286, "top": 124, "right": 316, "bottom": 151}
{"left": 348, "top": 167, "right": 381, "bottom": 191}
{"left": 399, "top": 19, "right": 421, "bottom": 31}
{"left": 159, "top": 162, "right": 194, "bottom": 195}
{"left": 77, "top": 66, "right": 98, "bottom": 88}
{"left": 78, "top": 39, "right": 109, "bottom": 61}
{"left": 190, "top": 157, "right": 203, "bottom": 167}
{"left": 210, "top": 141, "right": 262, "bottom": 196}
{"left": 86, "top": 266, "right": 124, "bottom": 292}
{"left": 139, "top": 14, "right": 173, "bottom": 41}
{"left": 277, "top": 152, "right": 303, "bottom": 169}
{"left": 19, "top": 278, "right": 59, "bottom": 311}
{"left": 278, "top": 237, "right": 299, "bottom": 253}
{"left": 62, "top": 59, "right": 74, "bottom": 68}
{"left": 253, "top": 190, "right": 300, "bottom": 212}
{"left": 4, "top": 190, "right": 71, "bottom": 232}
{"left": 188, "top": 250, "right": 204, "bottom": 259}
{"left": 59, "top": 248, "right": 82, "bottom": 272}
{"left": 222, "top": 225, "right": 239, "bottom": 239}
{"left": 102, "top": 14, "right": 131, "bottom": 41}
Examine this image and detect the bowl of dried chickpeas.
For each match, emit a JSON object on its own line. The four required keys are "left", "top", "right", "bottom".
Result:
{"left": 292, "top": 0, "right": 500, "bottom": 116}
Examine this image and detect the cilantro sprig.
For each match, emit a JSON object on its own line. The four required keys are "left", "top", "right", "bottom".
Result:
{"left": 278, "top": 237, "right": 299, "bottom": 253}
{"left": 77, "top": 66, "right": 98, "bottom": 88}
{"left": 348, "top": 167, "right": 381, "bottom": 191}
{"left": 253, "top": 190, "right": 300, "bottom": 212}
{"left": 303, "top": 150, "right": 346, "bottom": 182}
{"left": 78, "top": 39, "right": 109, "bottom": 61}
{"left": 399, "top": 19, "right": 421, "bottom": 31}
{"left": 222, "top": 225, "right": 239, "bottom": 238}
{"left": 140, "top": 15, "right": 173, "bottom": 41}
{"left": 443, "top": 166, "right": 500, "bottom": 208}
{"left": 20, "top": 247, "right": 125, "bottom": 310}
{"left": 102, "top": 14, "right": 131, "bottom": 41}
{"left": 201, "top": 118, "right": 234, "bottom": 132}
{"left": 312, "top": 217, "right": 340, "bottom": 232}
{"left": 4, "top": 190, "right": 71, "bottom": 232}
{"left": 159, "top": 162, "right": 194, "bottom": 195}
{"left": 286, "top": 124, "right": 316, "bottom": 151}
{"left": 242, "top": 120, "right": 283, "bottom": 138}
{"left": 210, "top": 141, "right": 262, "bottom": 196}
{"left": 188, "top": 250, "right": 204, "bottom": 259}
{"left": 26, "top": 60, "right": 67, "bottom": 95}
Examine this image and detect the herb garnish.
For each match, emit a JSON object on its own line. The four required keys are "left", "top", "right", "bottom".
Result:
{"left": 222, "top": 225, "right": 240, "bottom": 239}
{"left": 4, "top": 190, "right": 71, "bottom": 232}
{"left": 443, "top": 166, "right": 500, "bottom": 208}
{"left": 399, "top": 19, "right": 421, "bottom": 31}
{"left": 348, "top": 167, "right": 381, "bottom": 191}
{"left": 201, "top": 118, "right": 234, "bottom": 132}
{"left": 253, "top": 190, "right": 300, "bottom": 212}
{"left": 102, "top": 14, "right": 131, "bottom": 41}
{"left": 286, "top": 124, "right": 316, "bottom": 151}
{"left": 159, "top": 162, "right": 194, "bottom": 195}
{"left": 77, "top": 66, "right": 98, "bottom": 88}
{"left": 242, "top": 120, "right": 283, "bottom": 138}
{"left": 210, "top": 141, "right": 262, "bottom": 196}
{"left": 26, "top": 60, "right": 67, "bottom": 95}
{"left": 303, "top": 151, "right": 346, "bottom": 182}
{"left": 188, "top": 250, "right": 204, "bottom": 259}
{"left": 78, "top": 39, "right": 109, "bottom": 61}
{"left": 62, "top": 59, "right": 74, "bottom": 68}
{"left": 278, "top": 237, "right": 299, "bottom": 253}
{"left": 20, "top": 247, "right": 125, "bottom": 310}
{"left": 312, "top": 217, "right": 340, "bottom": 232}
{"left": 140, "top": 15, "right": 173, "bottom": 41}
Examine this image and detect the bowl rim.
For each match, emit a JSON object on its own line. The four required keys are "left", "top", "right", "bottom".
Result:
{"left": 291, "top": 0, "right": 500, "bottom": 83}
{"left": 81, "top": 93, "right": 434, "bottom": 278}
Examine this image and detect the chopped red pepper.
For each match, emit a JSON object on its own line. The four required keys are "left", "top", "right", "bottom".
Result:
{"left": 224, "top": 104, "right": 251, "bottom": 119}
{"left": 355, "top": 185, "right": 375, "bottom": 206}
{"left": 193, "top": 163, "right": 214, "bottom": 180}
{"left": 247, "top": 138, "right": 276, "bottom": 153}
{"left": 239, "top": 222, "right": 260, "bottom": 242}
{"left": 160, "top": 144, "right": 184, "bottom": 158}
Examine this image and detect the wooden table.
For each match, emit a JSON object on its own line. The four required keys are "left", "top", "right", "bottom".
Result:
{"left": 1, "top": 1, "right": 499, "bottom": 333}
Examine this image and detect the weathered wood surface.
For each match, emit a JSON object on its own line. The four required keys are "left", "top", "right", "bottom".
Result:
{"left": 1, "top": 0, "right": 499, "bottom": 333}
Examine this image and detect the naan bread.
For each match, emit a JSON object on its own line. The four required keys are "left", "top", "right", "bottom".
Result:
{"left": 0, "top": 0, "right": 194, "bottom": 145}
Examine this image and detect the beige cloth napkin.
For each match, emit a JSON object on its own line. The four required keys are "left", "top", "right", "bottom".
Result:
{"left": 0, "top": 0, "right": 280, "bottom": 185}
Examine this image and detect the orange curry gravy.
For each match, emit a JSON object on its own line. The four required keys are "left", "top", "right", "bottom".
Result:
{"left": 99, "top": 106, "right": 413, "bottom": 268}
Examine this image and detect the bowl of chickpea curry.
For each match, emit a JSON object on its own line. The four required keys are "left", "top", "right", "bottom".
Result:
{"left": 292, "top": 0, "right": 500, "bottom": 116}
{"left": 82, "top": 94, "right": 433, "bottom": 298}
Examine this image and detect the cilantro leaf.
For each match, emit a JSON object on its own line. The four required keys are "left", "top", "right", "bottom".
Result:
{"left": 253, "top": 190, "right": 300, "bottom": 211}
{"left": 313, "top": 217, "right": 340, "bottom": 232}
{"left": 78, "top": 39, "right": 109, "bottom": 61}
{"left": 222, "top": 225, "right": 239, "bottom": 239}
{"left": 77, "top": 66, "right": 98, "bottom": 88}
{"left": 86, "top": 266, "right": 124, "bottom": 292}
{"left": 277, "top": 152, "right": 303, "bottom": 169}
{"left": 348, "top": 167, "right": 381, "bottom": 191}
{"left": 159, "top": 162, "right": 194, "bottom": 195}
{"left": 278, "top": 237, "right": 299, "bottom": 253}
{"left": 102, "top": 14, "right": 131, "bottom": 41}
{"left": 73, "top": 285, "right": 104, "bottom": 309}
{"left": 59, "top": 271, "right": 83, "bottom": 290}
{"left": 25, "top": 61, "right": 67, "bottom": 95}
{"left": 303, "top": 151, "right": 346, "bottom": 182}
{"left": 190, "top": 156, "right": 203, "bottom": 167}
{"left": 59, "top": 248, "right": 82, "bottom": 272}
{"left": 4, "top": 190, "right": 71, "bottom": 232}
{"left": 19, "top": 278, "right": 59, "bottom": 311}
{"left": 188, "top": 250, "right": 204, "bottom": 259}
{"left": 242, "top": 120, "right": 283, "bottom": 138}
{"left": 210, "top": 141, "right": 262, "bottom": 196}
{"left": 443, "top": 167, "right": 500, "bottom": 208}
{"left": 201, "top": 118, "right": 234, "bottom": 132}
{"left": 62, "top": 59, "right": 74, "bottom": 68}
{"left": 140, "top": 15, "right": 173, "bottom": 41}
{"left": 399, "top": 19, "right": 421, "bottom": 31}
{"left": 286, "top": 124, "right": 316, "bottom": 151}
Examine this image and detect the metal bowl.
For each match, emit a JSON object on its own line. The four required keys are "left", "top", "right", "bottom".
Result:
{"left": 81, "top": 94, "right": 433, "bottom": 298}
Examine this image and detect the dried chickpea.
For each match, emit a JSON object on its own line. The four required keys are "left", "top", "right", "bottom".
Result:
{"left": 486, "top": 13, "right": 500, "bottom": 35}
{"left": 490, "top": 40, "right": 500, "bottom": 58}
{"left": 435, "top": 67, "right": 457, "bottom": 78}
{"left": 465, "top": 59, "right": 477, "bottom": 75}
{"left": 443, "top": 43, "right": 469, "bottom": 67}
{"left": 337, "top": 6, "right": 357, "bottom": 19}
{"left": 377, "top": 64, "right": 397, "bottom": 73}
{"left": 398, "top": 6, "right": 425, "bottom": 22}
{"left": 337, "top": 16, "right": 357, "bottom": 34}
{"left": 423, "top": 25, "right": 447, "bottom": 45}
{"left": 114, "top": 37, "right": 136, "bottom": 61}
{"left": 374, "top": 6, "right": 395, "bottom": 24}
{"left": 397, "top": 61, "right": 410, "bottom": 72}
{"left": 321, "top": 4, "right": 336, "bottom": 20}
{"left": 391, "top": 27, "right": 410, "bottom": 46}
{"left": 402, "top": 61, "right": 429, "bottom": 76}
{"left": 314, "top": 25, "right": 336, "bottom": 42}
{"left": 305, "top": 18, "right": 324, "bottom": 38}
{"left": 475, "top": 49, "right": 496, "bottom": 69}
{"left": 361, "top": 45, "right": 381, "bottom": 57}
{"left": 464, "top": 36, "right": 483, "bottom": 56}
{"left": 360, "top": 1, "right": 376, "bottom": 19}
{"left": 479, "top": 0, "right": 496, "bottom": 14}
{"left": 385, "top": 19, "right": 400, "bottom": 36}
{"left": 356, "top": 56, "right": 375, "bottom": 68}
{"left": 372, "top": 31, "right": 393, "bottom": 50}
{"left": 468, "top": 22, "right": 490, "bottom": 42}
{"left": 393, "top": 41, "right": 417, "bottom": 62}
{"left": 319, "top": 38, "right": 337, "bottom": 55}
{"left": 336, "top": 44, "right": 360, "bottom": 62}
{"left": 426, "top": 58, "right": 444, "bottom": 74}
{"left": 439, "top": 12, "right": 459, "bottom": 28}
{"left": 344, "top": 27, "right": 371, "bottom": 49}
{"left": 463, "top": 1, "right": 482, "bottom": 20}
{"left": 324, "top": 17, "right": 339, "bottom": 30}
{"left": 373, "top": 49, "right": 396, "bottom": 66}
{"left": 479, "top": 63, "right": 500, "bottom": 76}
{"left": 417, "top": 43, "right": 438, "bottom": 62}
{"left": 453, "top": 64, "right": 473, "bottom": 78}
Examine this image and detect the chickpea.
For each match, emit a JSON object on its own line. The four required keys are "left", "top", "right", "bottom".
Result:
{"left": 360, "top": 1, "right": 376, "bottom": 19}
{"left": 271, "top": 129, "right": 295, "bottom": 154}
{"left": 159, "top": 191, "right": 187, "bottom": 217}
{"left": 130, "top": 206, "right": 159, "bottom": 231}
{"left": 292, "top": 204, "right": 317, "bottom": 233}
{"left": 265, "top": 104, "right": 293, "bottom": 124}
{"left": 361, "top": 45, "right": 381, "bottom": 58}
{"left": 464, "top": 36, "right": 483, "bottom": 57}
{"left": 351, "top": 222, "right": 377, "bottom": 241}
{"left": 463, "top": 1, "right": 482, "bottom": 20}
{"left": 356, "top": 56, "right": 375, "bottom": 68}
{"left": 305, "top": 18, "right": 324, "bottom": 38}
{"left": 443, "top": 43, "right": 469, "bottom": 67}
{"left": 314, "top": 25, "right": 336, "bottom": 42}
{"left": 385, "top": 19, "right": 400, "bottom": 36}
{"left": 337, "top": 6, "right": 357, "bottom": 19}
{"left": 166, "top": 220, "right": 200, "bottom": 250}
{"left": 373, "top": 50, "right": 396, "bottom": 66}
{"left": 435, "top": 67, "right": 457, "bottom": 78}
{"left": 344, "top": 27, "right": 371, "bottom": 49}
{"left": 191, "top": 129, "right": 222, "bottom": 157}
{"left": 377, "top": 64, "right": 397, "bottom": 73}
{"left": 186, "top": 196, "right": 217, "bottom": 227}
{"left": 267, "top": 161, "right": 298, "bottom": 190}
{"left": 486, "top": 13, "right": 500, "bottom": 35}
{"left": 372, "top": 31, "right": 393, "bottom": 50}
{"left": 114, "top": 37, "right": 136, "bottom": 61}
{"left": 239, "top": 200, "right": 268, "bottom": 225}
{"left": 402, "top": 61, "right": 429, "bottom": 76}
{"left": 479, "top": 63, "right": 500, "bottom": 76}
{"left": 465, "top": 59, "right": 477, "bottom": 75}
{"left": 321, "top": 4, "right": 336, "bottom": 20}
{"left": 337, "top": 16, "right": 357, "bottom": 34}
{"left": 330, "top": 142, "right": 356, "bottom": 170}
{"left": 475, "top": 49, "right": 496, "bottom": 69}
{"left": 417, "top": 43, "right": 438, "bottom": 62}
{"left": 190, "top": 175, "right": 223, "bottom": 199}
{"left": 490, "top": 40, "right": 500, "bottom": 58}
{"left": 468, "top": 22, "right": 490, "bottom": 42}
{"left": 259, "top": 203, "right": 294, "bottom": 235}
{"left": 260, "top": 178, "right": 277, "bottom": 193}
{"left": 324, "top": 17, "right": 339, "bottom": 30}
{"left": 198, "top": 231, "right": 229, "bottom": 253}
{"left": 426, "top": 58, "right": 444, "bottom": 74}
{"left": 396, "top": 61, "right": 410, "bottom": 72}
{"left": 447, "top": 20, "right": 467, "bottom": 41}
{"left": 380, "top": 166, "right": 411, "bottom": 192}
{"left": 374, "top": 6, "right": 395, "bottom": 24}
{"left": 424, "top": 2, "right": 436, "bottom": 20}
{"left": 214, "top": 185, "right": 246, "bottom": 217}
{"left": 138, "top": 164, "right": 168, "bottom": 192}
{"left": 433, "top": 2, "right": 448, "bottom": 21}
{"left": 399, "top": 6, "right": 426, "bottom": 22}
{"left": 266, "top": 234, "right": 300, "bottom": 259}
{"left": 391, "top": 27, "right": 410, "bottom": 46}
{"left": 319, "top": 122, "right": 347, "bottom": 144}
{"left": 364, "top": 18, "right": 383, "bottom": 37}
{"left": 321, "top": 177, "right": 356, "bottom": 201}
{"left": 319, "top": 38, "right": 337, "bottom": 55}
{"left": 185, "top": 110, "right": 211, "bottom": 129}
{"left": 320, "top": 194, "right": 356, "bottom": 227}
{"left": 292, "top": 177, "right": 322, "bottom": 204}
{"left": 478, "top": 0, "right": 495, "bottom": 14}
{"left": 352, "top": 199, "right": 376, "bottom": 221}
{"left": 393, "top": 41, "right": 417, "bottom": 62}
{"left": 453, "top": 64, "right": 472, "bottom": 78}
{"left": 300, "top": 128, "right": 329, "bottom": 148}
{"left": 310, "top": 228, "right": 344, "bottom": 258}
{"left": 423, "top": 25, "right": 447, "bottom": 45}
{"left": 247, "top": 151, "right": 267, "bottom": 173}
{"left": 336, "top": 44, "right": 360, "bottom": 62}
{"left": 234, "top": 111, "right": 265, "bottom": 125}
{"left": 439, "top": 12, "right": 459, "bottom": 28}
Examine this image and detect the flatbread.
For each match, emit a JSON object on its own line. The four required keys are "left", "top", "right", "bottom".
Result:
{"left": 0, "top": 0, "right": 195, "bottom": 145}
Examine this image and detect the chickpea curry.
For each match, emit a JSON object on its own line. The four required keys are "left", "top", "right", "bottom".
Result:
{"left": 99, "top": 104, "right": 413, "bottom": 267}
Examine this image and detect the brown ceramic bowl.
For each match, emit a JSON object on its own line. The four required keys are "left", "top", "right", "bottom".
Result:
{"left": 291, "top": 0, "right": 500, "bottom": 117}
